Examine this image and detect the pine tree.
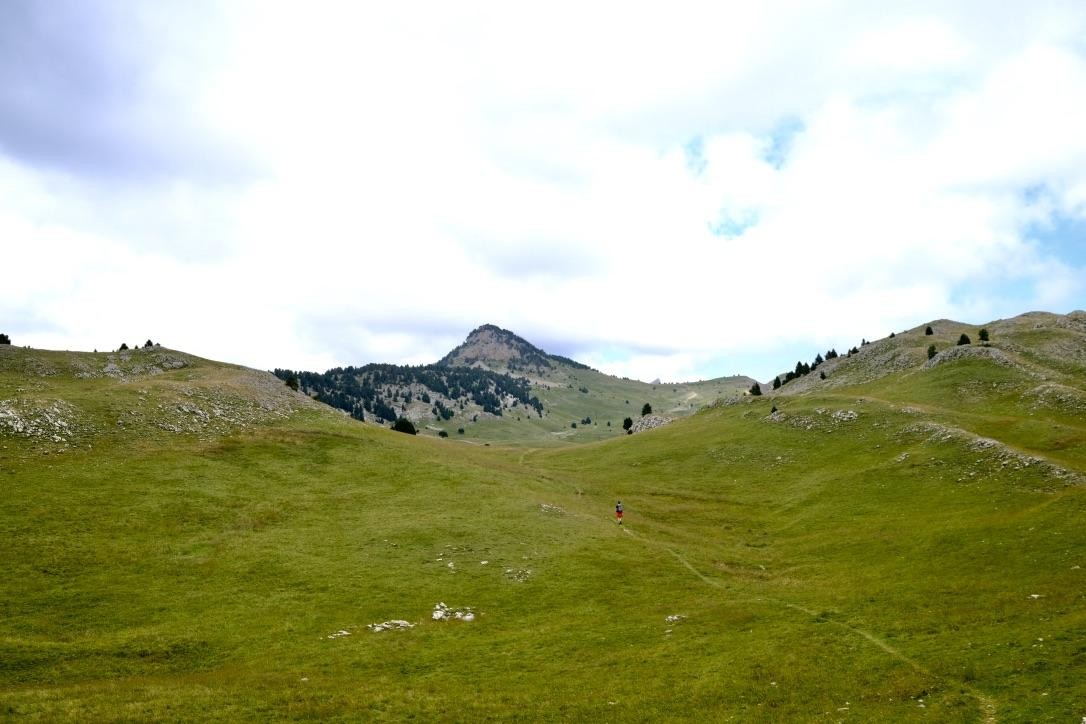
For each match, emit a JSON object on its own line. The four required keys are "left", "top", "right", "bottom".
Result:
{"left": 978, "top": 328, "right": 989, "bottom": 342}
{"left": 0, "top": 333, "right": 9, "bottom": 345}
{"left": 772, "top": 376, "right": 781, "bottom": 390}
{"left": 749, "top": 382, "right": 762, "bottom": 396}
{"left": 925, "top": 325, "right": 934, "bottom": 335}
{"left": 957, "top": 334, "right": 971, "bottom": 346}
{"left": 927, "top": 344, "right": 937, "bottom": 360}
{"left": 641, "top": 403, "right": 652, "bottom": 416}
{"left": 392, "top": 418, "right": 417, "bottom": 435}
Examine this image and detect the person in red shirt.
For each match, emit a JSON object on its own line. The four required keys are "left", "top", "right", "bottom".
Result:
{"left": 615, "top": 500, "right": 623, "bottom": 525}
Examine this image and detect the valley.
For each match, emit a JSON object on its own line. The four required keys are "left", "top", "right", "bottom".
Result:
{"left": 1, "top": 311, "right": 1084, "bottom": 720}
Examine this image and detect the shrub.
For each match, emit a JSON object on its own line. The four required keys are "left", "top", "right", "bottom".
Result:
{"left": 925, "top": 325, "right": 933, "bottom": 335}
{"left": 457, "top": 427, "right": 465, "bottom": 434}
{"left": 571, "top": 422, "right": 577, "bottom": 428}
{"left": 144, "top": 339, "right": 154, "bottom": 348}
{"left": 392, "top": 418, "right": 417, "bottom": 435}
{"left": 927, "top": 344, "right": 937, "bottom": 360}
{"left": 771, "top": 405, "right": 777, "bottom": 413}
{"left": 119, "top": 343, "right": 129, "bottom": 351}
{"left": 438, "top": 430, "right": 449, "bottom": 438}
{"left": 622, "top": 417, "right": 633, "bottom": 431}
{"left": 957, "top": 334, "right": 971, "bottom": 346}
{"left": 889, "top": 332, "right": 895, "bottom": 338}
{"left": 641, "top": 403, "right": 652, "bottom": 416}
{"left": 749, "top": 382, "right": 762, "bottom": 396}
{"left": 978, "top": 328, "right": 989, "bottom": 342}
{"left": 0, "top": 333, "right": 9, "bottom": 345}
{"left": 819, "top": 371, "right": 826, "bottom": 380}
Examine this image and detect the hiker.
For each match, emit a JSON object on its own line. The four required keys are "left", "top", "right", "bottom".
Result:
{"left": 615, "top": 500, "right": 623, "bottom": 525}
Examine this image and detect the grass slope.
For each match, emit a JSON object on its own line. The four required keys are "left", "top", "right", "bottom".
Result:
{"left": 461, "top": 366, "right": 753, "bottom": 446}
{"left": 2, "top": 316, "right": 1085, "bottom": 721}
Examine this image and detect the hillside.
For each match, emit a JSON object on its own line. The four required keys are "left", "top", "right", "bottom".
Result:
{"left": 2, "top": 311, "right": 1085, "bottom": 720}
{"left": 277, "top": 324, "right": 755, "bottom": 445}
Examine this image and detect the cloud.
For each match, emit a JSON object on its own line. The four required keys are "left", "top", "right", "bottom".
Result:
{"left": 0, "top": 1, "right": 253, "bottom": 185}
{"left": 4, "top": 1, "right": 1086, "bottom": 383}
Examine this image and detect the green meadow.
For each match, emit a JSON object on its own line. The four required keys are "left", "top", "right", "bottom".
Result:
{"left": 2, "top": 313, "right": 1084, "bottom": 721}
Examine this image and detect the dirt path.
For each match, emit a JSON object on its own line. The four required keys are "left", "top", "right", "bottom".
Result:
{"left": 621, "top": 523, "right": 999, "bottom": 721}
{"left": 671, "top": 547, "right": 998, "bottom": 721}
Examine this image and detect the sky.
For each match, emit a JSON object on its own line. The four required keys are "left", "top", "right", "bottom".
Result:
{"left": 3, "top": 1, "right": 1085, "bottom": 383}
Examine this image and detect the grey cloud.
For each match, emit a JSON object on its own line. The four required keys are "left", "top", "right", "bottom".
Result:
{"left": 0, "top": 1, "right": 254, "bottom": 185}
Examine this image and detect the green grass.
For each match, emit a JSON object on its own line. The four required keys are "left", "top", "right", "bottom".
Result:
{"left": 419, "top": 365, "right": 752, "bottom": 446}
{"left": 2, "top": 320, "right": 1085, "bottom": 720}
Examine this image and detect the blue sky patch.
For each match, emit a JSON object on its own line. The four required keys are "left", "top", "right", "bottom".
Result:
{"left": 762, "top": 117, "right": 805, "bottom": 169}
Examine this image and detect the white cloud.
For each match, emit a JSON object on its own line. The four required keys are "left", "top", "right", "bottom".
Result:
{"left": 4, "top": 1, "right": 1086, "bottom": 382}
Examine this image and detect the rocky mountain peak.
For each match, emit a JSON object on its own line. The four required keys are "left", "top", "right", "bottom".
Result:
{"left": 438, "top": 324, "right": 557, "bottom": 372}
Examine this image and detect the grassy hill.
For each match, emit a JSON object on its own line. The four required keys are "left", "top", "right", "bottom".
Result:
{"left": 2, "top": 312, "right": 1085, "bottom": 720}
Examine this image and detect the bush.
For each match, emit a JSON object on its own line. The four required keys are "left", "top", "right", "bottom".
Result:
{"left": 571, "top": 422, "right": 577, "bottom": 429}
{"left": 144, "top": 339, "right": 154, "bottom": 348}
{"left": 819, "top": 371, "right": 826, "bottom": 380}
{"left": 957, "top": 334, "right": 971, "bottom": 346}
{"left": 622, "top": 417, "right": 633, "bottom": 431}
{"left": 392, "top": 418, "right": 417, "bottom": 435}
{"left": 119, "top": 343, "right": 129, "bottom": 351}
{"left": 0, "top": 333, "right": 9, "bottom": 345}
{"left": 927, "top": 344, "right": 937, "bottom": 360}
{"left": 457, "top": 427, "right": 465, "bottom": 434}
{"left": 749, "top": 382, "right": 762, "bottom": 396}
{"left": 979, "top": 328, "right": 989, "bottom": 342}
{"left": 925, "top": 325, "right": 933, "bottom": 335}
{"left": 438, "top": 430, "right": 449, "bottom": 438}
{"left": 641, "top": 403, "right": 652, "bottom": 416}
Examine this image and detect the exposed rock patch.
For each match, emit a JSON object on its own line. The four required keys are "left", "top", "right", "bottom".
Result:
{"left": 0, "top": 399, "right": 84, "bottom": 443}
{"left": 900, "top": 421, "right": 1083, "bottom": 486}
{"left": 631, "top": 415, "right": 673, "bottom": 434}
{"left": 924, "top": 345, "right": 1019, "bottom": 370}
{"left": 764, "top": 408, "right": 858, "bottom": 432}
{"left": 1023, "top": 383, "right": 1086, "bottom": 414}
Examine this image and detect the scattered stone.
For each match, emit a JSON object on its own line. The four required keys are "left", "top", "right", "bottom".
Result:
{"left": 327, "top": 629, "right": 351, "bottom": 639}
{"left": 432, "top": 602, "right": 475, "bottom": 621}
{"left": 539, "top": 503, "right": 566, "bottom": 514}
{"left": 665, "top": 614, "right": 686, "bottom": 624}
{"left": 504, "top": 568, "right": 532, "bottom": 583}
{"left": 368, "top": 620, "right": 415, "bottom": 633}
